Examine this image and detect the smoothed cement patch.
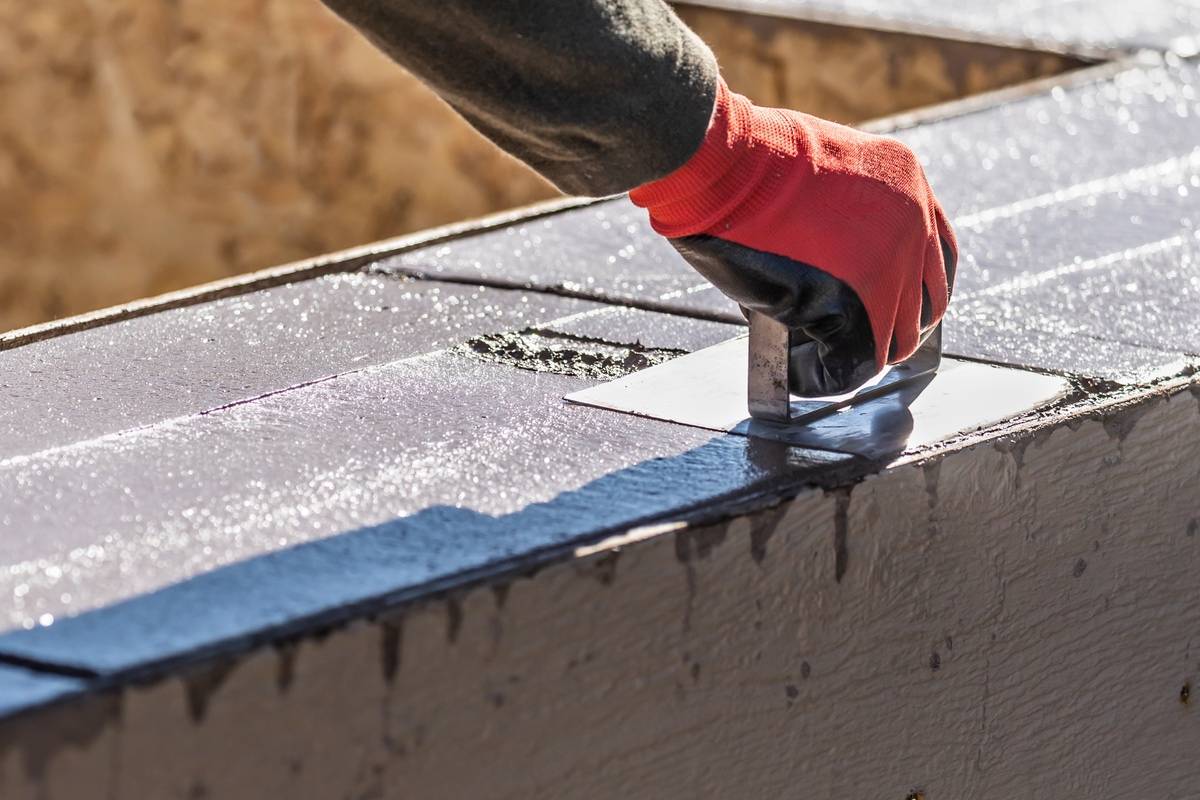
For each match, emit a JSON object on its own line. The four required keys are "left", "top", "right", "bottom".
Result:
{"left": 0, "top": 274, "right": 601, "bottom": 461}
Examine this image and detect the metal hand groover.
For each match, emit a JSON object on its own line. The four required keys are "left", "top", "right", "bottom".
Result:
{"left": 746, "top": 311, "right": 943, "bottom": 425}
{"left": 564, "top": 313, "right": 1067, "bottom": 458}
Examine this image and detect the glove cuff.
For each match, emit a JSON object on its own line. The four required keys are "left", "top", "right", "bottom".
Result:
{"left": 629, "top": 79, "right": 775, "bottom": 237}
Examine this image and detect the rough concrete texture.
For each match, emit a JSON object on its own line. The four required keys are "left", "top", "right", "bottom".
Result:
{"left": 455, "top": 330, "right": 687, "bottom": 380}
{"left": 540, "top": 305, "right": 743, "bottom": 351}
{"left": 686, "top": 0, "right": 1200, "bottom": 52}
{"left": 2, "top": 382, "right": 1198, "bottom": 798}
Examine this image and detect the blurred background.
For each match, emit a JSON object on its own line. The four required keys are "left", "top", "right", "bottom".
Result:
{"left": 0, "top": 1, "right": 1080, "bottom": 332}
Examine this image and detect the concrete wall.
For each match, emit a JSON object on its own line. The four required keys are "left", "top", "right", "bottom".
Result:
{"left": 3, "top": 382, "right": 1196, "bottom": 798}
{"left": 0, "top": 1, "right": 1078, "bottom": 331}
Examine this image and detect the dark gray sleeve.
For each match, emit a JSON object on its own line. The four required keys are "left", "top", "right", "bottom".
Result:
{"left": 317, "top": 0, "right": 719, "bottom": 196}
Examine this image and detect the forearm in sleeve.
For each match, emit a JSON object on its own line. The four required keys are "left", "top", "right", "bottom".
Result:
{"left": 317, "top": 0, "right": 719, "bottom": 196}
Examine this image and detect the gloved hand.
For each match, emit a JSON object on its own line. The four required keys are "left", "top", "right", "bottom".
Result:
{"left": 630, "top": 78, "right": 957, "bottom": 397}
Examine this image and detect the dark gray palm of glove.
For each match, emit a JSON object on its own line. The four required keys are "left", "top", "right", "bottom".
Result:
{"left": 671, "top": 235, "right": 958, "bottom": 397}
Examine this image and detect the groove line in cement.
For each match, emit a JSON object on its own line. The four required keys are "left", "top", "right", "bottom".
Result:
{"left": 373, "top": 264, "right": 746, "bottom": 326}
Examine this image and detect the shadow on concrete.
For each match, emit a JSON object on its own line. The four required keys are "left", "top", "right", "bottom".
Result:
{"left": 0, "top": 433, "right": 855, "bottom": 681}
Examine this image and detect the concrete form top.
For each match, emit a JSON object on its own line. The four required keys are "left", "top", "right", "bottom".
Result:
{"left": 2, "top": 48, "right": 1199, "bottom": 717}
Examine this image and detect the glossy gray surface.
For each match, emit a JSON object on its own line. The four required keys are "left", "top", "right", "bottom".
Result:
{"left": 567, "top": 332, "right": 941, "bottom": 433}
{"left": 942, "top": 309, "right": 1193, "bottom": 383}
{"left": 685, "top": 0, "right": 1200, "bottom": 52}
{"left": 375, "top": 198, "right": 744, "bottom": 321}
{"left": 902, "top": 59, "right": 1200, "bottom": 292}
{"left": 569, "top": 332, "right": 1067, "bottom": 460}
{"left": 0, "top": 349, "right": 845, "bottom": 674}
{"left": 0, "top": 665, "right": 81, "bottom": 718}
{"left": 0, "top": 275, "right": 600, "bottom": 460}
{"left": 908, "top": 57, "right": 1200, "bottom": 377}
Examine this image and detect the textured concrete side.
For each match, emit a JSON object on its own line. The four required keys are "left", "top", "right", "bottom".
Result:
{"left": 2, "top": 384, "right": 1196, "bottom": 798}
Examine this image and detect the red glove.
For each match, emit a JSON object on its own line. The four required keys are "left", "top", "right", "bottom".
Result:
{"left": 631, "top": 78, "right": 956, "bottom": 394}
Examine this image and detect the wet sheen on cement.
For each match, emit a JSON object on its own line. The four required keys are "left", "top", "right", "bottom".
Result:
{"left": 5, "top": 50, "right": 1200, "bottom": 691}
{"left": 0, "top": 274, "right": 600, "bottom": 460}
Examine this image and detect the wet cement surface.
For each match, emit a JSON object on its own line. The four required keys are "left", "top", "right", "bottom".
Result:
{"left": 0, "top": 348, "right": 846, "bottom": 674}
{"left": 902, "top": 57, "right": 1200, "bottom": 375}
{"left": 685, "top": 0, "right": 1200, "bottom": 52}
{"left": 941, "top": 313, "right": 1193, "bottom": 383}
{"left": 0, "top": 274, "right": 600, "bottom": 460}
{"left": 5, "top": 52, "right": 1200, "bottom": 688}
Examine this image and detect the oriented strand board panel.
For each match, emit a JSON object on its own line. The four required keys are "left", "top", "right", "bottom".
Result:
{"left": 676, "top": 4, "right": 1081, "bottom": 123}
{"left": 0, "top": 668, "right": 108, "bottom": 800}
